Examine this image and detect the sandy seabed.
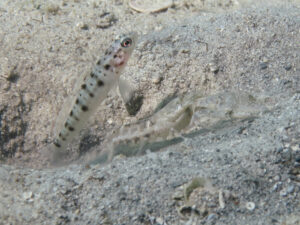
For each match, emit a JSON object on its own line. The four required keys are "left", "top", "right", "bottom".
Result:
{"left": 0, "top": 0, "right": 299, "bottom": 224}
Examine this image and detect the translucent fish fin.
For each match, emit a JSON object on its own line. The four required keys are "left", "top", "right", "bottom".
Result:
{"left": 118, "top": 77, "right": 136, "bottom": 103}
{"left": 119, "top": 77, "right": 143, "bottom": 116}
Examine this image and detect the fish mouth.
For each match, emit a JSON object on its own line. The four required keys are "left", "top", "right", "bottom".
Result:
{"left": 112, "top": 49, "right": 130, "bottom": 68}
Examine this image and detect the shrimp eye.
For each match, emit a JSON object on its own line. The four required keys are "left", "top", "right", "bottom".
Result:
{"left": 121, "top": 38, "right": 132, "bottom": 48}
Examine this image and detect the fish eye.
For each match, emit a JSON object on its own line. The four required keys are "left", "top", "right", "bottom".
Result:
{"left": 121, "top": 37, "right": 132, "bottom": 48}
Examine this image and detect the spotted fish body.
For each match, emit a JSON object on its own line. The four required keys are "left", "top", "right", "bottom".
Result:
{"left": 53, "top": 32, "right": 138, "bottom": 157}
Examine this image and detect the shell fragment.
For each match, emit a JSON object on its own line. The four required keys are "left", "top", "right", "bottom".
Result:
{"left": 129, "top": 0, "right": 173, "bottom": 13}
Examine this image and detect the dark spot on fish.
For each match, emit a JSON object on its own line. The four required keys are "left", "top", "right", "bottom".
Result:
{"left": 144, "top": 134, "right": 150, "bottom": 138}
{"left": 89, "top": 93, "right": 94, "bottom": 97}
{"left": 54, "top": 142, "right": 61, "bottom": 148}
{"left": 90, "top": 72, "right": 95, "bottom": 78}
{"left": 104, "top": 64, "right": 110, "bottom": 70}
{"left": 97, "top": 60, "right": 101, "bottom": 65}
{"left": 62, "top": 137, "right": 66, "bottom": 141}
{"left": 68, "top": 126, "right": 75, "bottom": 131}
{"left": 82, "top": 105, "right": 88, "bottom": 111}
{"left": 75, "top": 99, "right": 79, "bottom": 104}
{"left": 59, "top": 132, "right": 62, "bottom": 137}
{"left": 70, "top": 110, "right": 73, "bottom": 116}
{"left": 97, "top": 80, "right": 104, "bottom": 86}
{"left": 114, "top": 54, "right": 117, "bottom": 58}
{"left": 81, "top": 84, "right": 86, "bottom": 89}
{"left": 64, "top": 122, "right": 68, "bottom": 127}
{"left": 105, "top": 50, "right": 112, "bottom": 55}
{"left": 90, "top": 83, "right": 93, "bottom": 86}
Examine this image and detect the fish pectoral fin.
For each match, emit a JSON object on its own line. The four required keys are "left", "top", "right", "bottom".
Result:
{"left": 118, "top": 77, "right": 136, "bottom": 103}
{"left": 118, "top": 77, "right": 143, "bottom": 116}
